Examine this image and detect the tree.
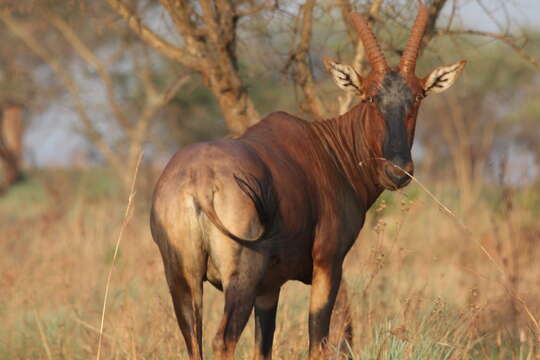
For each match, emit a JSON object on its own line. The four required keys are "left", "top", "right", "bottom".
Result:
{"left": 0, "top": 4, "right": 45, "bottom": 190}
{"left": 1, "top": 3, "right": 189, "bottom": 190}
{"left": 0, "top": 101, "right": 24, "bottom": 189}
{"left": 3, "top": 0, "right": 540, "bottom": 193}
{"left": 105, "top": 0, "right": 276, "bottom": 134}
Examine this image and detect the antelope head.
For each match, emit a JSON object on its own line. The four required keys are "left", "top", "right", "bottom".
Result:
{"left": 324, "top": 1, "right": 466, "bottom": 190}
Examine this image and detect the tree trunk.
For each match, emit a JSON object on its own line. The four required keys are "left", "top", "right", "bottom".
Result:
{"left": 209, "top": 75, "right": 259, "bottom": 134}
{"left": 0, "top": 102, "right": 24, "bottom": 189}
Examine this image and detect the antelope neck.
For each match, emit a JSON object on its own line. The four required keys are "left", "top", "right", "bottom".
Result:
{"left": 310, "top": 103, "right": 382, "bottom": 206}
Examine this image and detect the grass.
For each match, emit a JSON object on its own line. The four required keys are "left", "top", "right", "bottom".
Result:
{"left": 1, "top": 168, "right": 539, "bottom": 359}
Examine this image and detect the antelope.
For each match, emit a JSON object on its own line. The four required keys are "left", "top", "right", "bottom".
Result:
{"left": 150, "top": 2, "right": 465, "bottom": 359}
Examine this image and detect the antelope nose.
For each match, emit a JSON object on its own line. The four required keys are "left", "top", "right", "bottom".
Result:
{"left": 384, "top": 159, "right": 413, "bottom": 187}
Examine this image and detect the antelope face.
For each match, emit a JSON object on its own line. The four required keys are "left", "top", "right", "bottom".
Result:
{"left": 325, "top": 2, "right": 466, "bottom": 190}
{"left": 373, "top": 71, "right": 417, "bottom": 188}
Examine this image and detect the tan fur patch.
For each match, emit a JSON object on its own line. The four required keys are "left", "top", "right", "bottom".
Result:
{"left": 309, "top": 269, "right": 334, "bottom": 315}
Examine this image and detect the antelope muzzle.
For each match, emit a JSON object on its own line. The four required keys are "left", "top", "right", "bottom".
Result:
{"left": 382, "top": 157, "right": 413, "bottom": 189}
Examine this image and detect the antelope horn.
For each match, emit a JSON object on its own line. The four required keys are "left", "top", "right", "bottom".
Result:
{"left": 351, "top": 12, "right": 389, "bottom": 74}
{"left": 399, "top": 0, "right": 430, "bottom": 75}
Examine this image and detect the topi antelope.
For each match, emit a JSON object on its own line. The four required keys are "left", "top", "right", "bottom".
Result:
{"left": 150, "top": 2, "right": 465, "bottom": 359}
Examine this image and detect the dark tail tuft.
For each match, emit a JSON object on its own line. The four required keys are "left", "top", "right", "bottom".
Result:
{"left": 197, "top": 173, "right": 278, "bottom": 248}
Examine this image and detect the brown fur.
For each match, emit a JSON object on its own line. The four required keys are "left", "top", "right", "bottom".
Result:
{"left": 150, "top": 5, "right": 465, "bottom": 359}
{"left": 150, "top": 104, "right": 410, "bottom": 359}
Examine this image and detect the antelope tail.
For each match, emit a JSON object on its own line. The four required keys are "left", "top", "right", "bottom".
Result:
{"left": 196, "top": 173, "right": 278, "bottom": 247}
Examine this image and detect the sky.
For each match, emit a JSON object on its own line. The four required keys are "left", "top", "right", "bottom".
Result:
{"left": 24, "top": 0, "right": 540, "bottom": 167}
{"left": 454, "top": 0, "right": 540, "bottom": 32}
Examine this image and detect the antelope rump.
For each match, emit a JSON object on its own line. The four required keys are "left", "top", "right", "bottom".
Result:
{"left": 150, "top": 2, "right": 466, "bottom": 359}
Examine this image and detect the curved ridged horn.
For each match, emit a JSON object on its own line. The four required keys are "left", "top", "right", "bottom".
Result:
{"left": 399, "top": 0, "right": 430, "bottom": 75}
{"left": 351, "top": 12, "right": 389, "bottom": 74}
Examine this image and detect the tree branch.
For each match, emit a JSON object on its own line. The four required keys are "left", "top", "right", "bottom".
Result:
{"left": 423, "top": 0, "right": 448, "bottom": 45}
{"left": 203, "top": 0, "right": 239, "bottom": 69}
{"left": 109, "top": 0, "right": 258, "bottom": 132}
{"left": 43, "top": 9, "right": 132, "bottom": 132}
{"left": 336, "top": 0, "right": 356, "bottom": 44}
{"left": 105, "top": 0, "right": 202, "bottom": 69}
{"left": 236, "top": 0, "right": 275, "bottom": 17}
{"left": 0, "top": 11, "right": 124, "bottom": 175}
{"left": 127, "top": 61, "right": 189, "bottom": 177}
{"left": 158, "top": 0, "right": 210, "bottom": 63}
{"left": 199, "top": 0, "right": 224, "bottom": 53}
{"left": 440, "top": 29, "right": 540, "bottom": 71}
{"left": 161, "top": 74, "right": 191, "bottom": 105}
{"left": 157, "top": 0, "right": 259, "bottom": 132}
{"left": 287, "top": 0, "right": 326, "bottom": 118}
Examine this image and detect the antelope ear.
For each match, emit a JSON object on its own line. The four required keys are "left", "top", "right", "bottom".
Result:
{"left": 423, "top": 60, "right": 466, "bottom": 96}
{"left": 323, "top": 57, "right": 364, "bottom": 96}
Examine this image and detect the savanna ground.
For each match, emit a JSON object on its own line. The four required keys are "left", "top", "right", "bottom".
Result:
{"left": 1, "top": 0, "right": 540, "bottom": 358}
{"left": 1, "top": 166, "right": 539, "bottom": 360}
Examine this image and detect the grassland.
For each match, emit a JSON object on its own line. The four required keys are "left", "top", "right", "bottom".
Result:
{"left": 1, "top": 169, "right": 539, "bottom": 359}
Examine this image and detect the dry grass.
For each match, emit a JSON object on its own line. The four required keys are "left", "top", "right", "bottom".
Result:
{"left": 1, "top": 168, "right": 539, "bottom": 359}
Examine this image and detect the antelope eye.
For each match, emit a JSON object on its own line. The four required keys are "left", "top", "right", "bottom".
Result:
{"left": 415, "top": 93, "right": 425, "bottom": 102}
{"left": 364, "top": 96, "right": 374, "bottom": 103}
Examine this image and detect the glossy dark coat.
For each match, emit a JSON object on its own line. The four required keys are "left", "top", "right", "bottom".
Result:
{"left": 150, "top": 4, "right": 465, "bottom": 359}
{"left": 150, "top": 100, "right": 417, "bottom": 359}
